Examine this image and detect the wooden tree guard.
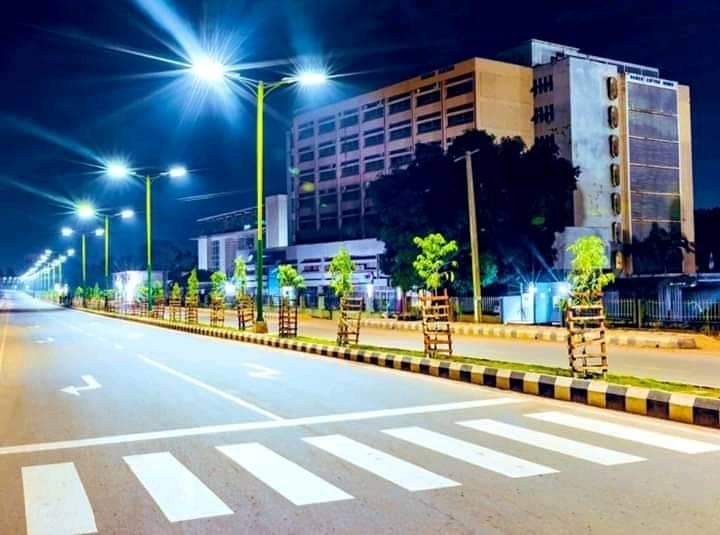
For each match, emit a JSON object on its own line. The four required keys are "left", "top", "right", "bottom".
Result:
{"left": 151, "top": 296, "right": 165, "bottom": 320}
{"left": 337, "top": 296, "right": 363, "bottom": 346}
{"left": 420, "top": 290, "right": 453, "bottom": 358}
{"left": 236, "top": 296, "right": 254, "bottom": 331}
{"left": 566, "top": 293, "right": 608, "bottom": 377}
{"left": 169, "top": 298, "right": 181, "bottom": 322}
{"left": 184, "top": 298, "right": 198, "bottom": 324}
{"left": 210, "top": 297, "right": 225, "bottom": 328}
{"left": 278, "top": 297, "right": 298, "bottom": 337}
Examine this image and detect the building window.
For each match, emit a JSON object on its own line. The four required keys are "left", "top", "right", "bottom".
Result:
{"left": 611, "top": 193, "right": 622, "bottom": 215}
{"left": 609, "top": 135, "right": 620, "bottom": 158}
{"left": 341, "top": 136, "right": 359, "bottom": 153}
{"left": 390, "top": 153, "right": 413, "bottom": 168}
{"left": 446, "top": 79, "right": 473, "bottom": 98}
{"left": 298, "top": 127, "right": 314, "bottom": 140}
{"left": 608, "top": 106, "right": 619, "bottom": 129}
{"left": 389, "top": 98, "right": 411, "bottom": 115}
{"left": 342, "top": 187, "right": 361, "bottom": 202}
{"left": 417, "top": 119, "right": 441, "bottom": 134}
{"left": 365, "top": 158, "right": 385, "bottom": 172}
{"left": 298, "top": 150, "right": 314, "bottom": 163}
{"left": 610, "top": 163, "right": 621, "bottom": 187}
{"left": 364, "top": 131, "right": 384, "bottom": 147}
{"left": 389, "top": 126, "right": 412, "bottom": 141}
{"left": 340, "top": 114, "right": 359, "bottom": 128}
{"left": 209, "top": 241, "right": 220, "bottom": 271}
{"left": 363, "top": 107, "right": 384, "bottom": 122}
{"left": 319, "top": 166, "right": 336, "bottom": 181}
{"left": 318, "top": 144, "right": 336, "bottom": 158}
{"left": 341, "top": 161, "right": 360, "bottom": 177}
{"left": 318, "top": 120, "right": 335, "bottom": 134}
{"left": 416, "top": 90, "right": 441, "bottom": 107}
{"left": 447, "top": 103, "right": 474, "bottom": 128}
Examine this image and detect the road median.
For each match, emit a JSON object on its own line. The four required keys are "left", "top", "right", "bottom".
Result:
{"left": 76, "top": 307, "right": 720, "bottom": 429}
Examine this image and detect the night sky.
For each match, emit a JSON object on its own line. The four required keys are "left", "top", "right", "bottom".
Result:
{"left": 1, "top": 0, "right": 717, "bottom": 275}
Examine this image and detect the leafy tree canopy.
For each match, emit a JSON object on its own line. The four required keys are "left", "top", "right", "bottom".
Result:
{"left": 368, "top": 130, "right": 577, "bottom": 291}
{"left": 328, "top": 247, "right": 355, "bottom": 298}
{"left": 412, "top": 233, "right": 458, "bottom": 292}
{"left": 567, "top": 235, "right": 614, "bottom": 302}
{"left": 277, "top": 264, "right": 305, "bottom": 289}
{"left": 210, "top": 271, "right": 227, "bottom": 301}
{"left": 233, "top": 257, "right": 248, "bottom": 296}
{"left": 187, "top": 268, "right": 199, "bottom": 302}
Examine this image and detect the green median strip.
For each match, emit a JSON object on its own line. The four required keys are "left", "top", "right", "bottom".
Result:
{"left": 292, "top": 335, "right": 720, "bottom": 399}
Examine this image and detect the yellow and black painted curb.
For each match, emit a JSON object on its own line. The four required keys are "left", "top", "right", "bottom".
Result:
{"left": 79, "top": 307, "right": 720, "bottom": 429}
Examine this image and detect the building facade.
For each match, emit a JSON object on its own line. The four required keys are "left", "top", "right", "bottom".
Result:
{"left": 286, "top": 58, "right": 534, "bottom": 244}
{"left": 287, "top": 39, "right": 696, "bottom": 275}
{"left": 504, "top": 40, "right": 695, "bottom": 274}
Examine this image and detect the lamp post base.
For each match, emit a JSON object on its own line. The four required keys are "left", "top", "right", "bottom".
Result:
{"left": 254, "top": 321, "right": 268, "bottom": 334}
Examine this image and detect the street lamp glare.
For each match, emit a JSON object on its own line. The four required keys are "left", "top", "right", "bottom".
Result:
{"left": 67, "top": 248, "right": 76, "bottom": 257}
{"left": 120, "top": 209, "right": 135, "bottom": 220}
{"left": 295, "top": 70, "right": 328, "bottom": 86}
{"left": 106, "top": 161, "right": 130, "bottom": 179}
{"left": 94, "top": 228, "right": 105, "bottom": 237}
{"left": 61, "top": 227, "right": 74, "bottom": 237}
{"left": 191, "top": 56, "right": 227, "bottom": 83}
{"left": 76, "top": 202, "right": 96, "bottom": 220}
{"left": 168, "top": 165, "right": 187, "bottom": 178}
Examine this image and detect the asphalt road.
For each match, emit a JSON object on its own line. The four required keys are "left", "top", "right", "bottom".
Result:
{"left": 2, "top": 290, "right": 720, "bottom": 534}
{"left": 198, "top": 309, "right": 720, "bottom": 387}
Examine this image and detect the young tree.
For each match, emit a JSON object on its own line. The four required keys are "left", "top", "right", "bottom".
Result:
{"left": 412, "top": 233, "right": 459, "bottom": 293}
{"left": 187, "top": 268, "right": 199, "bottom": 303}
{"left": 232, "top": 257, "right": 248, "bottom": 298}
{"left": 92, "top": 283, "right": 101, "bottom": 301}
{"left": 277, "top": 264, "right": 305, "bottom": 291}
{"left": 567, "top": 235, "right": 615, "bottom": 303}
{"left": 74, "top": 287, "right": 84, "bottom": 298}
{"left": 171, "top": 282, "right": 182, "bottom": 301}
{"left": 328, "top": 248, "right": 355, "bottom": 298}
{"left": 153, "top": 281, "right": 165, "bottom": 301}
{"left": 210, "top": 271, "right": 227, "bottom": 302}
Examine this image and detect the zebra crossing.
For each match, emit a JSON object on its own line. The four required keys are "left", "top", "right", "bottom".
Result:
{"left": 20, "top": 410, "right": 720, "bottom": 534}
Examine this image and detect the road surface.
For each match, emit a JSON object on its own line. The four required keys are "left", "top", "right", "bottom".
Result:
{"left": 1, "top": 291, "right": 720, "bottom": 534}
{"left": 198, "top": 309, "right": 720, "bottom": 387}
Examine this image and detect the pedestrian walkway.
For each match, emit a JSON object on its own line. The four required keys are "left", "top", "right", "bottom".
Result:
{"left": 19, "top": 410, "right": 720, "bottom": 533}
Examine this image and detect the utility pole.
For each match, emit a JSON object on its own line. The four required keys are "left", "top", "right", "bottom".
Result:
{"left": 463, "top": 151, "right": 482, "bottom": 323}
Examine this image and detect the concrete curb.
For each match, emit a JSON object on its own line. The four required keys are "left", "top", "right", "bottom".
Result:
{"left": 360, "top": 318, "right": 698, "bottom": 350}
{"left": 80, "top": 308, "right": 719, "bottom": 429}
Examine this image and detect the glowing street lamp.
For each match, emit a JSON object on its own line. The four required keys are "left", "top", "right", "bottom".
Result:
{"left": 61, "top": 226, "right": 74, "bottom": 237}
{"left": 76, "top": 202, "right": 96, "bottom": 220}
{"left": 103, "top": 161, "right": 187, "bottom": 311}
{"left": 190, "top": 56, "right": 227, "bottom": 83}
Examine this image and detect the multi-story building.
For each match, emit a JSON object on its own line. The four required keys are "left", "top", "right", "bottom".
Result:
{"left": 287, "top": 39, "right": 696, "bottom": 275}
{"left": 501, "top": 40, "right": 695, "bottom": 274}
{"left": 286, "top": 58, "right": 534, "bottom": 244}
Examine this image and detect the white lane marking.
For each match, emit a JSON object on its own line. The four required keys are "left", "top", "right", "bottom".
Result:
{"left": 527, "top": 412, "right": 720, "bottom": 454}
{"left": 0, "top": 398, "right": 521, "bottom": 456}
{"left": 459, "top": 419, "right": 645, "bottom": 466}
{"left": 60, "top": 375, "right": 102, "bottom": 397}
{"left": 383, "top": 427, "right": 557, "bottom": 478}
{"left": 240, "top": 363, "right": 280, "bottom": 380}
{"left": 34, "top": 337, "right": 55, "bottom": 345}
{"left": 137, "top": 353, "right": 283, "bottom": 421}
{"left": 124, "top": 452, "right": 233, "bottom": 522}
{"left": 304, "top": 435, "right": 459, "bottom": 491}
{"left": 218, "top": 443, "right": 352, "bottom": 506}
{"left": 22, "top": 462, "right": 97, "bottom": 535}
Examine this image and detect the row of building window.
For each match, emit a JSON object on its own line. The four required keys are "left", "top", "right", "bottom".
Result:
{"left": 295, "top": 78, "right": 474, "bottom": 140}
{"left": 531, "top": 105, "right": 555, "bottom": 124}
{"left": 531, "top": 75, "right": 554, "bottom": 95}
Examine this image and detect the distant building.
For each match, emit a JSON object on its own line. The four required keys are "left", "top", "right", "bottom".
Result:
{"left": 287, "top": 39, "right": 696, "bottom": 275}
{"left": 195, "top": 194, "right": 390, "bottom": 298}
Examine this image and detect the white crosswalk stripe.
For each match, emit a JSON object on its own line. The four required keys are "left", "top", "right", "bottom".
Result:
{"left": 527, "top": 412, "right": 720, "bottom": 454}
{"left": 304, "top": 434, "right": 460, "bottom": 491}
{"left": 217, "top": 443, "right": 353, "bottom": 506}
{"left": 22, "top": 462, "right": 97, "bottom": 535}
{"left": 458, "top": 419, "right": 646, "bottom": 466}
{"left": 123, "top": 452, "right": 233, "bottom": 522}
{"left": 383, "top": 426, "right": 558, "bottom": 478}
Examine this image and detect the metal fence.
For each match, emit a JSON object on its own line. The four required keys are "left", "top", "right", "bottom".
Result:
{"left": 603, "top": 297, "right": 720, "bottom": 331}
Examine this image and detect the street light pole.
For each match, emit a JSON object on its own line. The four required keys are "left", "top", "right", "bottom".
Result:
{"left": 146, "top": 175, "right": 153, "bottom": 313}
{"left": 104, "top": 215, "right": 110, "bottom": 291}
{"left": 255, "top": 80, "right": 267, "bottom": 332}
{"left": 464, "top": 151, "right": 482, "bottom": 323}
{"left": 81, "top": 233, "right": 87, "bottom": 289}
